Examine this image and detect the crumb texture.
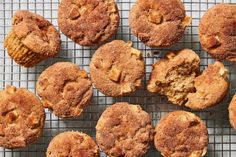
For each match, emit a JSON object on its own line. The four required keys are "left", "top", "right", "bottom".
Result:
{"left": 47, "top": 132, "right": 99, "bottom": 157}
{"left": 147, "top": 49, "right": 200, "bottom": 106}
{"left": 58, "top": 0, "right": 119, "bottom": 46}
{"left": 90, "top": 40, "right": 145, "bottom": 97}
{"left": 129, "top": 0, "right": 191, "bottom": 47}
{"left": 154, "top": 110, "right": 209, "bottom": 157}
{"left": 0, "top": 86, "right": 45, "bottom": 149}
{"left": 36, "top": 62, "right": 93, "bottom": 118}
{"left": 199, "top": 4, "right": 236, "bottom": 61}
{"left": 96, "top": 102, "right": 154, "bottom": 157}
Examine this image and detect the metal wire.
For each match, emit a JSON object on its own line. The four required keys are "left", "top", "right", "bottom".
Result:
{"left": 1, "top": 0, "right": 236, "bottom": 156}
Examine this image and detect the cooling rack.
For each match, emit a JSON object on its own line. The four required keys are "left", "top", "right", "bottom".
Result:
{"left": 1, "top": 0, "right": 236, "bottom": 156}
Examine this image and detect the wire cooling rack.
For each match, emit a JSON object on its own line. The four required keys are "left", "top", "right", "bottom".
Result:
{"left": 1, "top": 0, "right": 236, "bottom": 156}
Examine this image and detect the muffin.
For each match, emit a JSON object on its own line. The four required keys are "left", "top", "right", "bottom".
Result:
{"left": 0, "top": 86, "right": 45, "bottom": 149}
{"left": 4, "top": 10, "right": 60, "bottom": 67}
{"left": 36, "top": 62, "right": 93, "bottom": 118}
{"left": 199, "top": 4, "right": 236, "bottom": 61}
{"left": 46, "top": 131, "right": 99, "bottom": 157}
{"left": 129, "top": 0, "right": 191, "bottom": 47}
{"left": 58, "top": 0, "right": 119, "bottom": 46}
{"left": 147, "top": 49, "right": 200, "bottom": 106}
{"left": 90, "top": 40, "right": 145, "bottom": 97}
{"left": 185, "top": 61, "right": 229, "bottom": 110}
{"left": 96, "top": 102, "right": 154, "bottom": 157}
{"left": 229, "top": 94, "right": 236, "bottom": 130}
{"left": 154, "top": 110, "right": 208, "bottom": 157}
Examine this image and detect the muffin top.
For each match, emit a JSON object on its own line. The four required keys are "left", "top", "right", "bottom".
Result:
{"left": 154, "top": 110, "right": 208, "bottom": 157}
{"left": 12, "top": 10, "right": 60, "bottom": 56}
{"left": 47, "top": 131, "right": 99, "bottom": 157}
{"left": 58, "top": 0, "right": 119, "bottom": 46}
{"left": 229, "top": 94, "right": 236, "bottom": 130}
{"left": 90, "top": 40, "right": 145, "bottom": 97}
{"left": 0, "top": 86, "right": 45, "bottom": 149}
{"left": 129, "top": 0, "right": 191, "bottom": 47}
{"left": 199, "top": 4, "right": 236, "bottom": 61}
{"left": 96, "top": 102, "right": 154, "bottom": 157}
{"left": 36, "top": 62, "right": 93, "bottom": 118}
{"left": 186, "top": 61, "right": 229, "bottom": 110}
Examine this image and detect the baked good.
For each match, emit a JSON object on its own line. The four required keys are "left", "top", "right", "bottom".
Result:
{"left": 129, "top": 0, "right": 191, "bottom": 47}
{"left": 46, "top": 131, "right": 99, "bottom": 157}
{"left": 147, "top": 49, "right": 200, "bottom": 106}
{"left": 185, "top": 61, "right": 229, "bottom": 110}
{"left": 229, "top": 94, "right": 236, "bottom": 130}
{"left": 36, "top": 62, "right": 93, "bottom": 118}
{"left": 0, "top": 86, "right": 45, "bottom": 149}
{"left": 154, "top": 110, "right": 208, "bottom": 157}
{"left": 199, "top": 4, "right": 236, "bottom": 61}
{"left": 147, "top": 49, "right": 228, "bottom": 110}
{"left": 58, "top": 0, "right": 119, "bottom": 46}
{"left": 90, "top": 40, "right": 145, "bottom": 97}
{"left": 96, "top": 102, "right": 154, "bottom": 157}
{"left": 4, "top": 10, "right": 60, "bottom": 67}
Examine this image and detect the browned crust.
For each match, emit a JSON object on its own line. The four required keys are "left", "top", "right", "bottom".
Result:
{"left": 46, "top": 131, "right": 99, "bottom": 157}
{"left": 12, "top": 10, "right": 60, "bottom": 56}
{"left": 154, "top": 110, "right": 209, "bottom": 157}
{"left": 228, "top": 94, "right": 236, "bottom": 130}
{"left": 0, "top": 86, "right": 45, "bottom": 149}
{"left": 147, "top": 50, "right": 229, "bottom": 110}
{"left": 199, "top": 4, "right": 236, "bottom": 61}
{"left": 90, "top": 40, "right": 145, "bottom": 97}
{"left": 58, "top": 0, "right": 119, "bottom": 46}
{"left": 4, "top": 31, "right": 48, "bottom": 67}
{"left": 36, "top": 62, "right": 93, "bottom": 118}
{"left": 129, "top": 0, "right": 191, "bottom": 47}
{"left": 96, "top": 102, "right": 154, "bottom": 157}
{"left": 186, "top": 61, "right": 229, "bottom": 110}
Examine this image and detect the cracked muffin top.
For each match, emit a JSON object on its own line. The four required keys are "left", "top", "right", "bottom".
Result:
{"left": 46, "top": 131, "right": 99, "bottom": 157}
{"left": 90, "top": 40, "right": 145, "bottom": 97}
{"left": 12, "top": 10, "right": 60, "bottom": 56}
{"left": 154, "top": 110, "right": 208, "bottom": 157}
{"left": 199, "top": 4, "right": 236, "bottom": 61}
{"left": 58, "top": 0, "right": 119, "bottom": 46}
{"left": 0, "top": 86, "right": 45, "bottom": 149}
{"left": 96, "top": 102, "right": 154, "bottom": 157}
{"left": 129, "top": 0, "right": 191, "bottom": 47}
{"left": 36, "top": 62, "right": 93, "bottom": 118}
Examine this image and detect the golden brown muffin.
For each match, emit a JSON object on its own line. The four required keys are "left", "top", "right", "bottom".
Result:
{"left": 199, "top": 4, "right": 236, "bottom": 61}
{"left": 4, "top": 10, "right": 60, "bottom": 67}
{"left": 46, "top": 131, "right": 99, "bottom": 157}
{"left": 147, "top": 49, "right": 200, "bottom": 106}
{"left": 185, "top": 61, "right": 229, "bottom": 110}
{"left": 36, "top": 62, "right": 93, "bottom": 118}
{"left": 90, "top": 40, "right": 145, "bottom": 97}
{"left": 58, "top": 0, "right": 119, "bottom": 46}
{"left": 229, "top": 94, "right": 236, "bottom": 130}
{"left": 154, "top": 110, "right": 208, "bottom": 157}
{"left": 0, "top": 86, "right": 45, "bottom": 149}
{"left": 96, "top": 102, "right": 154, "bottom": 157}
{"left": 129, "top": 0, "right": 191, "bottom": 47}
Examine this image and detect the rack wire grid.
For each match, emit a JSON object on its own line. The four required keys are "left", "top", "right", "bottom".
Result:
{"left": 1, "top": 0, "right": 236, "bottom": 157}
